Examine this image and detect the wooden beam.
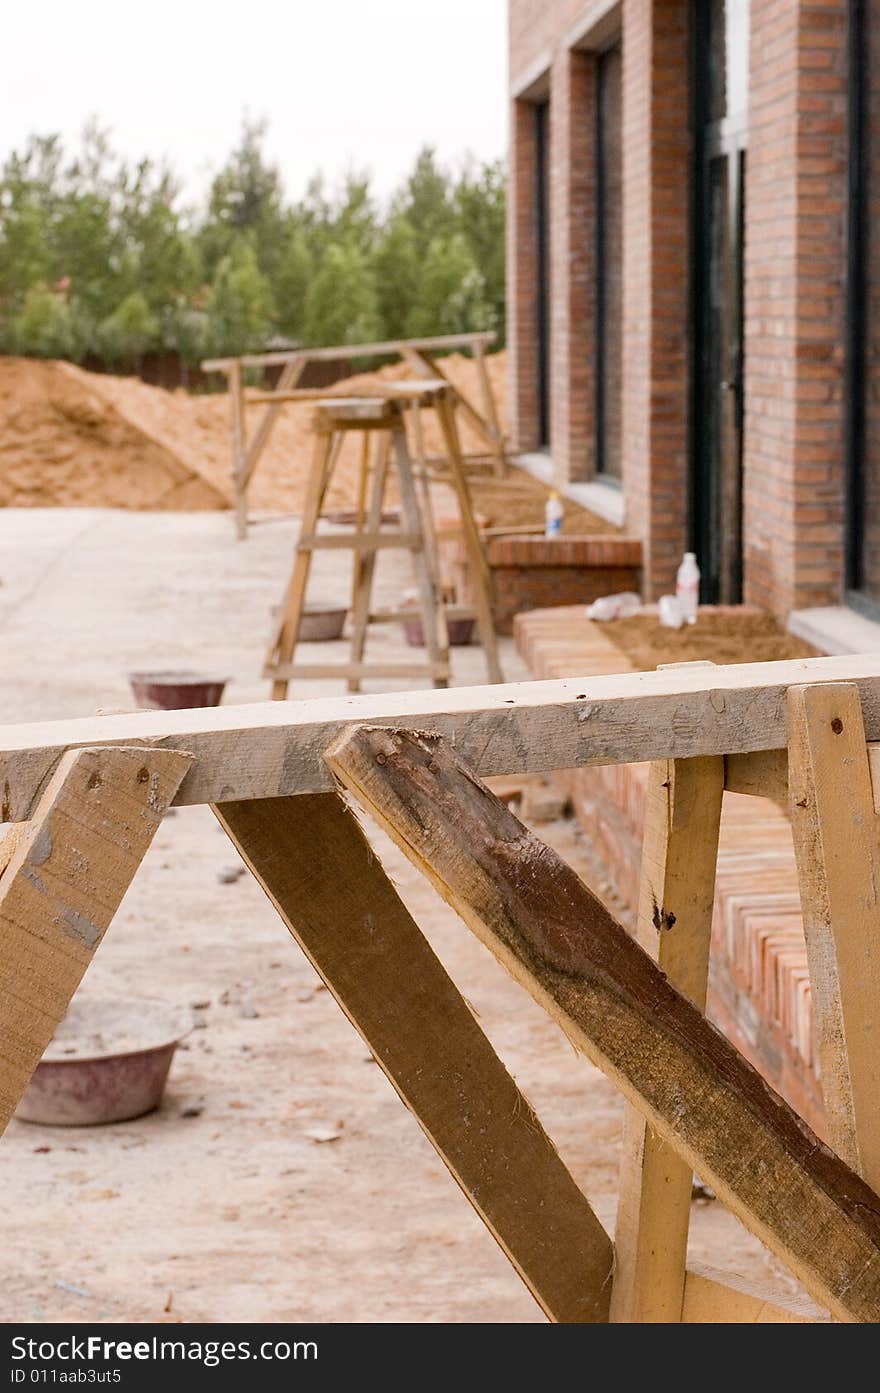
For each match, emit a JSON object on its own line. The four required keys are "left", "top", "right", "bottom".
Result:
{"left": 214, "top": 791, "right": 613, "bottom": 1323}
{"left": 202, "top": 331, "right": 497, "bottom": 373}
{"left": 681, "top": 1263, "right": 825, "bottom": 1323}
{"left": 610, "top": 755, "right": 724, "bottom": 1322}
{"left": 326, "top": 725, "right": 880, "bottom": 1323}
{"left": 724, "top": 748, "right": 789, "bottom": 803}
{"left": 788, "top": 683, "right": 880, "bottom": 1192}
{"left": 6, "top": 656, "right": 880, "bottom": 820}
{"left": 239, "top": 354, "right": 305, "bottom": 490}
{"left": 0, "top": 745, "right": 191, "bottom": 1134}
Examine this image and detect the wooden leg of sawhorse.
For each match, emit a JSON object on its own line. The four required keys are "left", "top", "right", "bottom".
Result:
{"left": 610, "top": 753, "right": 724, "bottom": 1321}
{"left": 347, "top": 433, "right": 391, "bottom": 693}
{"left": 266, "top": 429, "right": 338, "bottom": 700}
{"left": 391, "top": 423, "right": 449, "bottom": 688}
{"left": 788, "top": 682, "right": 880, "bottom": 1194}
{"left": 434, "top": 396, "right": 502, "bottom": 684}
{"left": 0, "top": 745, "right": 191, "bottom": 1133}
{"left": 214, "top": 791, "right": 613, "bottom": 1322}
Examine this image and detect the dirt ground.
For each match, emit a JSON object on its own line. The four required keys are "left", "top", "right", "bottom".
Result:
{"left": 0, "top": 510, "right": 815, "bottom": 1322}
{"left": 602, "top": 608, "right": 817, "bottom": 669}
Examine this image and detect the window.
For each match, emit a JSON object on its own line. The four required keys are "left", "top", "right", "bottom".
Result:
{"left": 534, "top": 99, "right": 551, "bottom": 449}
{"left": 847, "top": 0, "right": 880, "bottom": 612}
{"left": 595, "top": 41, "right": 623, "bottom": 480}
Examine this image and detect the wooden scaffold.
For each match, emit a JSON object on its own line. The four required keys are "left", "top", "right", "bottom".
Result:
{"left": 3, "top": 655, "right": 880, "bottom": 1320}
{"left": 202, "top": 330, "right": 507, "bottom": 539}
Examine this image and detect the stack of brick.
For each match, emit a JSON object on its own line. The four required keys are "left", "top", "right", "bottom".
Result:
{"left": 514, "top": 605, "right": 824, "bottom": 1134}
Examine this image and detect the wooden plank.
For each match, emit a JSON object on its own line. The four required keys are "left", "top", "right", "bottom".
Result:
{"left": 610, "top": 754, "right": 724, "bottom": 1322}
{"left": 681, "top": 1263, "right": 825, "bottom": 1323}
{"left": 434, "top": 394, "right": 503, "bottom": 684}
{"left": 347, "top": 431, "right": 390, "bottom": 693}
{"left": 245, "top": 379, "right": 448, "bottom": 407}
{"left": 0, "top": 745, "right": 191, "bottom": 1134}
{"left": 6, "top": 656, "right": 880, "bottom": 821}
{"left": 273, "top": 662, "right": 451, "bottom": 682}
{"left": 788, "top": 683, "right": 880, "bottom": 1191}
{"left": 214, "top": 790, "right": 613, "bottom": 1323}
{"left": 264, "top": 429, "right": 336, "bottom": 699}
{"left": 228, "top": 360, "right": 247, "bottom": 540}
{"left": 389, "top": 423, "right": 449, "bottom": 689}
{"left": 326, "top": 725, "right": 880, "bottom": 1323}
{"left": 472, "top": 341, "right": 506, "bottom": 476}
{"left": 725, "top": 748, "right": 789, "bottom": 804}
{"left": 240, "top": 354, "right": 305, "bottom": 489}
{"left": 201, "top": 332, "right": 497, "bottom": 373}
{"left": 295, "top": 532, "right": 423, "bottom": 551}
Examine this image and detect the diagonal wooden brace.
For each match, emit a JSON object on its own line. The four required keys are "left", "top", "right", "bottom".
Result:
{"left": 0, "top": 744, "right": 192, "bottom": 1134}
{"left": 214, "top": 789, "right": 613, "bottom": 1322}
{"left": 326, "top": 724, "right": 880, "bottom": 1323}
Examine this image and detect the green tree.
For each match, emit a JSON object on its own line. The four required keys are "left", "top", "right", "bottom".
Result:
{"left": 371, "top": 214, "right": 421, "bottom": 341}
{"left": 12, "top": 285, "right": 77, "bottom": 358}
{"left": 302, "top": 241, "right": 379, "bottom": 347}
{"left": 405, "top": 232, "right": 494, "bottom": 339}
{"left": 206, "top": 239, "right": 274, "bottom": 355}
{"left": 98, "top": 291, "right": 159, "bottom": 366}
{"left": 201, "top": 117, "right": 286, "bottom": 281}
{"left": 274, "top": 227, "right": 313, "bottom": 339}
{"left": 395, "top": 147, "right": 455, "bottom": 256}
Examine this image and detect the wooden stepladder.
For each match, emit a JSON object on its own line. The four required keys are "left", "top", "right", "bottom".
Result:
{"left": 264, "top": 383, "right": 502, "bottom": 700}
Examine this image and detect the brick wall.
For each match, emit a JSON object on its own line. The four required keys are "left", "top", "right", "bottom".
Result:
{"left": 508, "top": 0, "right": 691, "bottom": 598}
{"left": 620, "top": 0, "right": 690, "bottom": 597}
{"left": 743, "top": 0, "right": 848, "bottom": 615}
{"left": 508, "top": 0, "right": 853, "bottom": 617}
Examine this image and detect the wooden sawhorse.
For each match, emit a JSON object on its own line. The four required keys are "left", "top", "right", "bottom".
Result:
{"left": 3, "top": 660, "right": 880, "bottom": 1320}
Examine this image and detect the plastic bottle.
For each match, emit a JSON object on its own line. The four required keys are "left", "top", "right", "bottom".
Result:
{"left": 544, "top": 490, "right": 563, "bottom": 538}
{"left": 676, "top": 551, "right": 700, "bottom": 625}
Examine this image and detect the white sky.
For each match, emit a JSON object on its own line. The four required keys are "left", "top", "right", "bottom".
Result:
{"left": 4, "top": 0, "right": 509, "bottom": 207}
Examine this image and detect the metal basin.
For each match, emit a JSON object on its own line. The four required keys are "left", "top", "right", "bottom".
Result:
{"left": 128, "top": 670, "right": 228, "bottom": 709}
{"left": 16, "top": 997, "right": 191, "bottom": 1127}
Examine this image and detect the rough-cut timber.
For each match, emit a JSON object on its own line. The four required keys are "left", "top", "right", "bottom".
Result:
{"left": 327, "top": 724, "right": 880, "bottom": 1323}
{"left": 611, "top": 754, "right": 724, "bottom": 1322}
{"left": 5, "top": 655, "right": 880, "bottom": 821}
{"left": 0, "top": 745, "right": 191, "bottom": 1134}
{"left": 214, "top": 790, "right": 613, "bottom": 1322}
{"left": 788, "top": 683, "right": 880, "bottom": 1193}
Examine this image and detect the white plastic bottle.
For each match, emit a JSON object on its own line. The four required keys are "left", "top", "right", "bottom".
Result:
{"left": 676, "top": 551, "right": 700, "bottom": 625}
{"left": 545, "top": 490, "right": 563, "bottom": 538}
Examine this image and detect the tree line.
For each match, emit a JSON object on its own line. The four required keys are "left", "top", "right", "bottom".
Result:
{"left": 0, "top": 119, "right": 506, "bottom": 371}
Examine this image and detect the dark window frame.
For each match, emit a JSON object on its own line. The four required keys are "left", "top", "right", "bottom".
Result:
{"left": 845, "top": 0, "right": 872, "bottom": 614}
{"left": 534, "top": 99, "right": 551, "bottom": 450}
{"left": 594, "top": 37, "right": 623, "bottom": 486}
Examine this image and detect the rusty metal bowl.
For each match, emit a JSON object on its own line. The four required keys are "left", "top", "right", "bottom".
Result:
{"left": 297, "top": 604, "right": 348, "bottom": 641}
{"left": 128, "top": 670, "right": 229, "bottom": 710}
{"left": 16, "top": 997, "right": 192, "bottom": 1127}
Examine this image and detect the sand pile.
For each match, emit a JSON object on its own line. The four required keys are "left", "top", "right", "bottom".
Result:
{"left": 0, "top": 358, "right": 226, "bottom": 510}
{"left": 0, "top": 351, "right": 509, "bottom": 515}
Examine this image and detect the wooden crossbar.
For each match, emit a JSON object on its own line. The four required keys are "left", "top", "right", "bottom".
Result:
{"left": 202, "top": 332, "right": 497, "bottom": 372}
{"left": 4, "top": 657, "right": 880, "bottom": 822}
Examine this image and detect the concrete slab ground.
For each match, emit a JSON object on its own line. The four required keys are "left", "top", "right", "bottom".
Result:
{"left": 0, "top": 509, "right": 809, "bottom": 1322}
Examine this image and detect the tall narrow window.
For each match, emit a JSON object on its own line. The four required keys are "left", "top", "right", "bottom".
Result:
{"left": 534, "top": 99, "right": 551, "bottom": 448}
{"left": 692, "top": 0, "right": 749, "bottom": 603}
{"left": 595, "top": 41, "right": 623, "bottom": 480}
{"left": 847, "top": 0, "right": 880, "bottom": 612}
